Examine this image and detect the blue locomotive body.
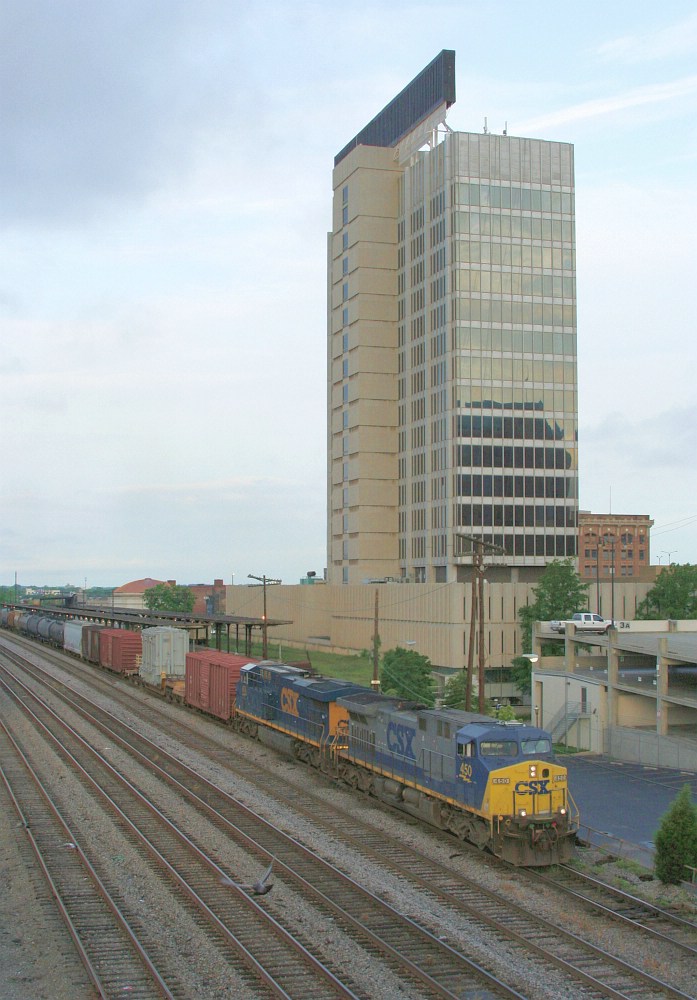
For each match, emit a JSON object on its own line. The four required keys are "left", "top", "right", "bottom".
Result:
{"left": 234, "top": 661, "right": 367, "bottom": 763}
{"left": 234, "top": 663, "right": 578, "bottom": 865}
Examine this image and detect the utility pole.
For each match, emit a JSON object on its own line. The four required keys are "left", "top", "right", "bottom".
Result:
{"left": 372, "top": 588, "right": 380, "bottom": 691}
{"left": 248, "top": 574, "right": 281, "bottom": 658}
{"left": 457, "top": 533, "right": 505, "bottom": 713}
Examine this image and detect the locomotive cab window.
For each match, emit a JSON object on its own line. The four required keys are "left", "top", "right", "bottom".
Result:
{"left": 480, "top": 740, "right": 518, "bottom": 757}
{"left": 521, "top": 738, "right": 551, "bottom": 755}
{"left": 457, "top": 741, "right": 474, "bottom": 757}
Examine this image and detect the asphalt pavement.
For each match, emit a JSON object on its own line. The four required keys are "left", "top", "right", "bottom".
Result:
{"left": 564, "top": 754, "right": 697, "bottom": 868}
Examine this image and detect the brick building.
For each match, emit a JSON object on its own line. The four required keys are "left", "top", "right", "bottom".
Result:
{"left": 578, "top": 512, "right": 654, "bottom": 583}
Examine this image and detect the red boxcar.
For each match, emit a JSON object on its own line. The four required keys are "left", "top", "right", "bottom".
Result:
{"left": 98, "top": 628, "right": 142, "bottom": 674}
{"left": 185, "top": 650, "right": 257, "bottom": 721}
{"left": 82, "top": 625, "right": 105, "bottom": 663}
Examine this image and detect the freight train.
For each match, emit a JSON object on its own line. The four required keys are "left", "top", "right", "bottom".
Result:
{"left": 1, "top": 608, "right": 579, "bottom": 866}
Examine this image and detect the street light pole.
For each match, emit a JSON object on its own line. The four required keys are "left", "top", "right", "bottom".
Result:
{"left": 610, "top": 540, "right": 615, "bottom": 625}
{"left": 602, "top": 533, "right": 616, "bottom": 624}
{"left": 248, "top": 574, "right": 281, "bottom": 659}
{"left": 595, "top": 540, "right": 600, "bottom": 615}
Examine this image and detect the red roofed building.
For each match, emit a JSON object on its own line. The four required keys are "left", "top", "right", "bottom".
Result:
{"left": 113, "top": 578, "right": 225, "bottom": 614}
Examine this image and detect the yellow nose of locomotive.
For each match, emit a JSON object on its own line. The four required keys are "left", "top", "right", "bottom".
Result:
{"left": 484, "top": 760, "right": 571, "bottom": 820}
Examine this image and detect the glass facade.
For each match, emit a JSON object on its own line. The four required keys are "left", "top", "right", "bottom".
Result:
{"left": 396, "top": 132, "right": 578, "bottom": 575}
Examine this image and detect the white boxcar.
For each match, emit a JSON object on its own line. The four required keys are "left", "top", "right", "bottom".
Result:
{"left": 64, "top": 620, "right": 94, "bottom": 656}
{"left": 140, "top": 627, "right": 189, "bottom": 687}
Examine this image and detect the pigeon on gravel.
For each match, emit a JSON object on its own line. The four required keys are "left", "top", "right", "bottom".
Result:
{"left": 221, "top": 860, "right": 274, "bottom": 895}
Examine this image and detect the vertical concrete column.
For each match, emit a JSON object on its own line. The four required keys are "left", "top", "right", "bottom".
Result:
{"left": 656, "top": 638, "right": 669, "bottom": 736}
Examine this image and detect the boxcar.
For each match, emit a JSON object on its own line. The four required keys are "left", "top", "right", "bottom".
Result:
{"left": 185, "top": 650, "right": 258, "bottom": 721}
{"left": 98, "top": 628, "right": 142, "bottom": 674}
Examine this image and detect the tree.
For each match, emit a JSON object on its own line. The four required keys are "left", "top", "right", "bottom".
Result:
{"left": 636, "top": 564, "right": 697, "bottom": 621}
{"left": 380, "top": 647, "right": 436, "bottom": 707}
{"left": 518, "top": 558, "right": 589, "bottom": 655}
{"left": 654, "top": 785, "right": 697, "bottom": 885}
{"left": 144, "top": 583, "right": 195, "bottom": 613}
{"left": 510, "top": 655, "right": 534, "bottom": 696}
{"left": 514, "top": 559, "right": 589, "bottom": 696}
{"left": 443, "top": 670, "right": 467, "bottom": 709}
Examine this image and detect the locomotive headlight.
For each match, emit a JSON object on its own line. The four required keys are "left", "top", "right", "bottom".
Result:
{"left": 529, "top": 765, "right": 537, "bottom": 777}
{"left": 518, "top": 808, "right": 527, "bottom": 818}
{"left": 559, "top": 807, "right": 567, "bottom": 816}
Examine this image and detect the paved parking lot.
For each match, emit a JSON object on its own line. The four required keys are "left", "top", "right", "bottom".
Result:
{"left": 565, "top": 754, "right": 697, "bottom": 865}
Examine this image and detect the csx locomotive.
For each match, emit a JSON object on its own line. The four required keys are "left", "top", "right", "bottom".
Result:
{"left": 235, "top": 661, "right": 578, "bottom": 866}
{"left": 2, "top": 607, "right": 578, "bottom": 865}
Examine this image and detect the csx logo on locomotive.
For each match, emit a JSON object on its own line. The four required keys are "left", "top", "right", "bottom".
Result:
{"left": 387, "top": 722, "right": 416, "bottom": 759}
{"left": 515, "top": 779, "right": 550, "bottom": 795}
{"left": 280, "top": 687, "right": 300, "bottom": 717}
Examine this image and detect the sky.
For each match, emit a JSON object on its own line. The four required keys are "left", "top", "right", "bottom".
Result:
{"left": 2, "top": 0, "right": 696, "bottom": 589}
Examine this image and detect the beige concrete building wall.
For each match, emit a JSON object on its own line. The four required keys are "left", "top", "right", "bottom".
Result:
{"left": 617, "top": 693, "right": 660, "bottom": 727}
{"left": 328, "top": 146, "right": 402, "bottom": 585}
{"left": 225, "top": 579, "right": 653, "bottom": 673}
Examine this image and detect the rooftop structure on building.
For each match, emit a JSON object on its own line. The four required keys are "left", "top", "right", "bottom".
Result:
{"left": 328, "top": 51, "right": 578, "bottom": 586}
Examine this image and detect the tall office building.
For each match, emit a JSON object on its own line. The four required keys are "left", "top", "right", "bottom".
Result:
{"left": 328, "top": 51, "right": 578, "bottom": 585}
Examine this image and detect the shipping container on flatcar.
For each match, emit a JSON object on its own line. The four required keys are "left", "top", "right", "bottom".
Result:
{"left": 98, "top": 628, "right": 142, "bottom": 674}
{"left": 82, "top": 625, "right": 105, "bottom": 663}
{"left": 140, "top": 627, "right": 189, "bottom": 689}
{"left": 185, "top": 650, "right": 257, "bottom": 721}
{"left": 64, "top": 620, "right": 93, "bottom": 656}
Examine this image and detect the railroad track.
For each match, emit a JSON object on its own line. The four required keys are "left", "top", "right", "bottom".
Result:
{"left": 0, "top": 720, "right": 175, "bottom": 999}
{"left": 524, "top": 864, "right": 697, "bottom": 955}
{"left": 0, "top": 645, "right": 526, "bottom": 1000}
{"left": 2, "top": 639, "right": 697, "bottom": 999}
{"left": 0, "top": 660, "right": 367, "bottom": 999}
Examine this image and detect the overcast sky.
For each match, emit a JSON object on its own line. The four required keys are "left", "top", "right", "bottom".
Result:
{"left": 2, "top": 1, "right": 696, "bottom": 588}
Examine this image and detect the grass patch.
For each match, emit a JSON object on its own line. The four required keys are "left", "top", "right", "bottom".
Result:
{"left": 614, "top": 858, "right": 650, "bottom": 878}
{"left": 208, "top": 638, "right": 375, "bottom": 687}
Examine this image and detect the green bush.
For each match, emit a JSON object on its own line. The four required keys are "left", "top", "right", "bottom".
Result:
{"left": 654, "top": 785, "right": 697, "bottom": 885}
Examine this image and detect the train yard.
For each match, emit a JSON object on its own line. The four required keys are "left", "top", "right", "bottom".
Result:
{"left": 1, "top": 631, "right": 697, "bottom": 1000}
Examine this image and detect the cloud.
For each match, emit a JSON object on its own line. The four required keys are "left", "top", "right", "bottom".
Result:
{"left": 596, "top": 13, "right": 697, "bottom": 63}
{"left": 0, "top": 1, "right": 249, "bottom": 227}
{"left": 515, "top": 75, "right": 697, "bottom": 133}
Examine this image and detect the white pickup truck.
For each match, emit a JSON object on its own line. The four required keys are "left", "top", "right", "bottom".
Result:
{"left": 549, "top": 612, "right": 614, "bottom": 634}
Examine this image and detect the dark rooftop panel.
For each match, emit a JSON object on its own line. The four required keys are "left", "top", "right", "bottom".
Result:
{"left": 335, "top": 50, "right": 455, "bottom": 167}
